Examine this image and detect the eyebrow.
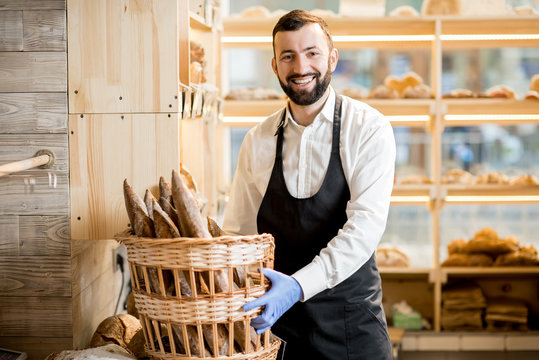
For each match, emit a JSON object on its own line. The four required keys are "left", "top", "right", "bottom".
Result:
{"left": 279, "top": 46, "right": 319, "bottom": 57}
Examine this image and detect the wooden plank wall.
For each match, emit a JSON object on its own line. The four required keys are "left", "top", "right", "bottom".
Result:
{"left": 0, "top": 1, "right": 72, "bottom": 358}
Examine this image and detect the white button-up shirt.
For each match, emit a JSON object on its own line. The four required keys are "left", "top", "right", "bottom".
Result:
{"left": 223, "top": 87, "right": 396, "bottom": 301}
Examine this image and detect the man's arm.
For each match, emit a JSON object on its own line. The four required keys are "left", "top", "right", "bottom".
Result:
{"left": 293, "top": 112, "right": 396, "bottom": 300}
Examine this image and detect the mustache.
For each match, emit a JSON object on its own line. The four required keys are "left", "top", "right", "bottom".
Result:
{"left": 286, "top": 72, "right": 320, "bottom": 82}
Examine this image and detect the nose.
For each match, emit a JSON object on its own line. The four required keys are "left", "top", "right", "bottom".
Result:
{"left": 292, "top": 54, "right": 309, "bottom": 75}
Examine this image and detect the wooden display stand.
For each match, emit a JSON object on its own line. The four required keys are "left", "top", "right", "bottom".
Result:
{"left": 221, "top": 14, "right": 539, "bottom": 349}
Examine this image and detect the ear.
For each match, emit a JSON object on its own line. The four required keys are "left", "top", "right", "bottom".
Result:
{"left": 329, "top": 47, "right": 339, "bottom": 73}
{"left": 271, "top": 57, "right": 277, "bottom": 76}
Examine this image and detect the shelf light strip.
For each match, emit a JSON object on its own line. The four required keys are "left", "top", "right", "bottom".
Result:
{"left": 222, "top": 35, "right": 435, "bottom": 43}
{"left": 445, "top": 114, "right": 539, "bottom": 121}
{"left": 446, "top": 196, "right": 539, "bottom": 203}
{"left": 223, "top": 115, "right": 430, "bottom": 125}
{"left": 222, "top": 34, "right": 539, "bottom": 44}
{"left": 441, "top": 34, "right": 539, "bottom": 41}
{"left": 388, "top": 115, "right": 430, "bottom": 122}
{"left": 391, "top": 195, "right": 430, "bottom": 203}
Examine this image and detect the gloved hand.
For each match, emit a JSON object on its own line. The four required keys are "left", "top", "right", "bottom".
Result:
{"left": 243, "top": 268, "right": 303, "bottom": 334}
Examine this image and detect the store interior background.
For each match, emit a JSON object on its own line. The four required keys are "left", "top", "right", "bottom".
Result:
{"left": 221, "top": 0, "right": 539, "bottom": 269}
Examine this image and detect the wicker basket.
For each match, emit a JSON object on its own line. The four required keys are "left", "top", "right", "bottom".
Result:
{"left": 115, "top": 231, "right": 280, "bottom": 360}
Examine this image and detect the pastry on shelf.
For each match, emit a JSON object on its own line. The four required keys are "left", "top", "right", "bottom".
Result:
{"left": 238, "top": 6, "right": 271, "bottom": 18}
{"left": 493, "top": 244, "right": 539, "bottom": 266}
{"left": 473, "top": 172, "right": 510, "bottom": 185}
{"left": 441, "top": 168, "right": 474, "bottom": 185}
{"left": 442, "top": 89, "right": 476, "bottom": 99}
{"left": 389, "top": 5, "right": 420, "bottom": 17}
{"left": 464, "top": 229, "right": 519, "bottom": 256}
{"left": 367, "top": 84, "right": 398, "bottom": 99}
{"left": 485, "top": 85, "right": 517, "bottom": 100}
{"left": 376, "top": 244, "right": 410, "bottom": 267}
{"left": 403, "top": 84, "right": 433, "bottom": 99}
{"left": 398, "top": 174, "right": 433, "bottom": 185}
{"left": 485, "top": 297, "right": 529, "bottom": 331}
{"left": 422, "top": 0, "right": 461, "bottom": 15}
{"left": 340, "top": 87, "right": 365, "bottom": 99}
{"left": 447, "top": 238, "right": 468, "bottom": 255}
{"left": 441, "top": 253, "right": 494, "bottom": 267}
{"left": 384, "top": 72, "right": 423, "bottom": 97}
{"left": 511, "top": 6, "right": 538, "bottom": 15}
{"left": 530, "top": 74, "right": 539, "bottom": 92}
{"left": 509, "top": 174, "right": 539, "bottom": 186}
{"left": 524, "top": 90, "right": 539, "bottom": 100}
{"left": 224, "top": 88, "right": 284, "bottom": 101}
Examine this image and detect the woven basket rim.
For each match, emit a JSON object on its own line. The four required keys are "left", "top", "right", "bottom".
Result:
{"left": 114, "top": 230, "right": 274, "bottom": 246}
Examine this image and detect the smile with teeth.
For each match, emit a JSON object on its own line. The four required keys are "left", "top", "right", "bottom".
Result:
{"left": 291, "top": 76, "right": 315, "bottom": 86}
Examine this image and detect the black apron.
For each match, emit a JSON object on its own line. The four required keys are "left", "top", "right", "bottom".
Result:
{"left": 257, "top": 95, "right": 392, "bottom": 360}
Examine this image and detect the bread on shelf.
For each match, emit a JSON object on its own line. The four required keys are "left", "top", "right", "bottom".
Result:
{"left": 389, "top": 5, "right": 420, "bottom": 17}
{"left": 441, "top": 168, "right": 474, "bottom": 184}
{"left": 447, "top": 238, "right": 468, "bottom": 255}
{"left": 442, "top": 89, "right": 475, "bottom": 99}
{"left": 403, "top": 84, "right": 433, "bottom": 99}
{"left": 376, "top": 244, "right": 410, "bottom": 267}
{"left": 509, "top": 174, "right": 539, "bottom": 186}
{"left": 368, "top": 84, "right": 398, "bottom": 99}
{"left": 473, "top": 172, "right": 510, "bottom": 185}
{"left": 531, "top": 74, "right": 539, "bottom": 92}
{"left": 485, "top": 85, "right": 517, "bottom": 100}
{"left": 340, "top": 87, "right": 366, "bottom": 99}
{"left": 524, "top": 90, "right": 539, "bottom": 100}
{"left": 442, "top": 253, "right": 494, "bottom": 267}
{"left": 422, "top": 0, "right": 461, "bottom": 15}
{"left": 398, "top": 174, "right": 433, "bottom": 185}
{"left": 384, "top": 72, "right": 423, "bottom": 98}
{"left": 465, "top": 228, "right": 519, "bottom": 256}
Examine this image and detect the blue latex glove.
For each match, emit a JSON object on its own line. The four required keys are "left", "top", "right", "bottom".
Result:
{"left": 243, "top": 268, "right": 303, "bottom": 334}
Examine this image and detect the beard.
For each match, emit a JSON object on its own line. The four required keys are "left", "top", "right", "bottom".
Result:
{"left": 277, "top": 64, "right": 332, "bottom": 106}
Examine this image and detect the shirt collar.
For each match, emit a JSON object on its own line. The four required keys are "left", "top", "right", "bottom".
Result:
{"left": 279, "top": 86, "right": 336, "bottom": 132}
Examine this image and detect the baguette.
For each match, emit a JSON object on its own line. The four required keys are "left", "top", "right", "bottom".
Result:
{"left": 144, "top": 189, "right": 158, "bottom": 220}
{"left": 152, "top": 198, "right": 180, "bottom": 238}
{"left": 159, "top": 176, "right": 173, "bottom": 205}
{"left": 202, "top": 324, "right": 229, "bottom": 356}
{"left": 208, "top": 216, "right": 226, "bottom": 237}
{"left": 171, "top": 169, "right": 210, "bottom": 238}
{"left": 123, "top": 179, "right": 154, "bottom": 237}
{"left": 159, "top": 196, "right": 180, "bottom": 231}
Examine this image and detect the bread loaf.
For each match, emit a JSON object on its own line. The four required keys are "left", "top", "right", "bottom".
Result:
{"left": 441, "top": 253, "right": 494, "bottom": 267}
{"left": 90, "top": 314, "right": 145, "bottom": 358}
{"left": 447, "top": 238, "right": 468, "bottom": 255}
{"left": 399, "top": 174, "right": 433, "bottom": 185}
{"left": 509, "top": 174, "right": 539, "bottom": 186}
{"left": 422, "top": 0, "right": 461, "bottom": 15}
{"left": 524, "top": 90, "right": 539, "bottom": 100}
{"left": 159, "top": 196, "right": 180, "bottom": 231}
{"left": 441, "top": 169, "right": 474, "bottom": 184}
{"left": 208, "top": 216, "right": 226, "bottom": 237}
{"left": 144, "top": 189, "right": 158, "bottom": 220}
{"left": 389, "top": 5, "right": 419, "bottom": 16}
{"left": 376, "top": 245, "right": 410, "bottom": 267}
{"left": 159, "top": 176, "right": 173, "bottom": 204}
{"left": 152, "top": 198, "right": 180, "bottom": 238}
{"left": 402, "top": 84, "right": 432, "bottom": 99}
{"left": 474, "top": 172, "right": 510, "bottom": 185}
{"left": 442, "top": 89, "right": 475, "bottom": 99}
{"left": 486, "top": 85, "right": 516, "bottom": 99}
{"left": 464, "top": 229, "right": 519, "bottom": 255}
{"left": 368, "top": 84, "right": 398, "bottom": 99}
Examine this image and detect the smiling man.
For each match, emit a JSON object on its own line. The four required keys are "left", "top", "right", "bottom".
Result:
{"left": 223, "top": 9, "right": 395, "bottom": 360}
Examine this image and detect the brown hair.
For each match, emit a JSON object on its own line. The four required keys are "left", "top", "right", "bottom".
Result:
{"left": 272, "top": 9, "right": 333, "bottom": 56}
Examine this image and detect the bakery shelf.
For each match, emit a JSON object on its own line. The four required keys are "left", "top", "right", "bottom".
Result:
{"left": 380, "top": 267, "right": 433, "bottom": 279}
{"left": 442, "top": 184, "right": 539, "bottom": 204}
{"left": 442, "top": 267, "right": 539, "bottom": 277}
{"left": 443, "top": 99, "right": 539, "bottom": 126}
{"left": 440, "top": 16, "right": 539, "bottom": 49}
{"left": 223, "top": 99, "right": 433, "bottom": 127}
{"left": 401, "top": 331, "right": 539, "bottom": 351}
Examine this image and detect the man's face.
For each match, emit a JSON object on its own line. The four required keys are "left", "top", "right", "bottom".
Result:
{"left": 272, "top": 23, "right": 338, "bottom": 106}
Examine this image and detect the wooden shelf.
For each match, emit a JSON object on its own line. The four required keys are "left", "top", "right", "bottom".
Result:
{"left": 442, "top": 267, "right": 539, "bottom": 277}
{"left": 380, "top": 267, "right": 432, "bottom": 279}
{"left": 444, "top": 184, "right": 539, "bottom": 204}
{"left": 223, "top": 16, "right": 539, "bottom": 49}
{"left": 190, "top": 12, "right": 211, "bottom": 31}
{"left": 223, "top": 99, "right": 433, "bottom": 127}
{"left": 443, "top": 99, "right": 539, "bottom": 126}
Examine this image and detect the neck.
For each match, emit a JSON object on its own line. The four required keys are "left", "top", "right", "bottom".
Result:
{"left": 288, "top": 87, "right": 331, "bottom": 126}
